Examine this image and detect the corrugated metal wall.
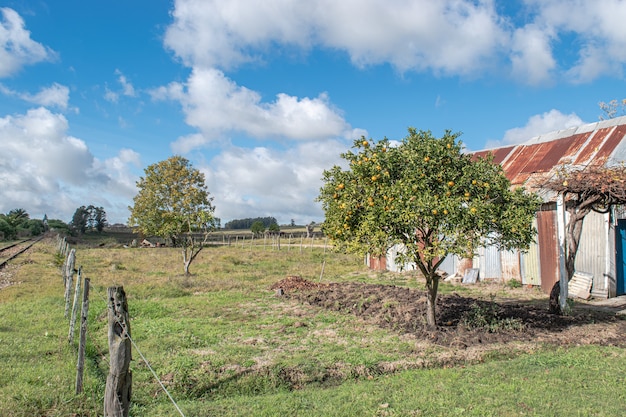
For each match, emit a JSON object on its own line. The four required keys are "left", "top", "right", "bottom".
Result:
{"left": 537, "top": 206, "right": 559, "bottom": 293}
{"left": 522, "top": 218, "right": 542, "bottom": 286}
{"left": 438, "top": 254, "right": 458, "bottom": 276}
{"left": 501, "top": 250, "right": 521, "bottom": 281}
{"left": 479, "top": 244, "right": 502, "bottom": 279}
{"left": 575, "top": 211, "right": 608, "bottom": 296}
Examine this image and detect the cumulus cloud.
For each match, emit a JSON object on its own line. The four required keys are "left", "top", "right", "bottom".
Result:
{"left": 165, "top": 0, "right": 506, "bottom": 76}
{"left": 0, "top": 7, "right": 57, "bottom": 77}
{"left": 0, "top": 82, "right": 70, "bottom": 109}
{"left": 201, "top": 139, "right": 348, "bottom": 224}
{"left": 510, "top": 24, "right": 556, "bottom": 85}
{"left": 524, "top": 0, "right": 626, "bottom": 83}
{"left": 0, "top": 107, "right": 140, "bottom": 223}
{"left": 486, "top": 109, "right": 585, "bottom": 148}
{"left": 166, "top": 68, "right": 357, "bottom": 151}
{"left": 163, "top": 0, "right": 626, "bottom": 85}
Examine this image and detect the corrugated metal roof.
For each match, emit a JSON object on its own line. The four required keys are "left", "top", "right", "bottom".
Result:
{"left": 477, "top": 116, "right": 626, "bottom": 193}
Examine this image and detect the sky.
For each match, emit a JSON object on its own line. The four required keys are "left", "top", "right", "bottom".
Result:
{"left": 1, "top": 0, "right": 626, "bottom": 226}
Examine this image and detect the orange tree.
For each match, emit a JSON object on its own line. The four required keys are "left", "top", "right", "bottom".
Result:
{"left": 318, "top": 128, "right": 540, "bottom": 327}
{"left": 128, "top": 156, "right": 216, "bottom": 275}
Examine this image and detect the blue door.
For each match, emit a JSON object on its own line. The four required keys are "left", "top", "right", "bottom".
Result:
{"left": 616, "top": 220, "right": 626, "bottom": 295}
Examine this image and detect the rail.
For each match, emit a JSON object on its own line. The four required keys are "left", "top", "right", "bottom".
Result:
{"left": 0, "top": 237, "right": 42, "bottom": 270}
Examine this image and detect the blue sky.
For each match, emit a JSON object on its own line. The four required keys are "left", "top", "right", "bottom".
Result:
{"left": 1, "top": 0, "right": 625, "bottom": 226}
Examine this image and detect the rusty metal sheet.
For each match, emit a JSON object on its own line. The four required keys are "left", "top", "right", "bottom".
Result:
{"left": 588, "top": 125, "right": 626, "bottom": 166}
{"left": 501, "top": 250, "right": 521, "bottom": 281}
{"left": 537, "top": 207, "right": 559, "bottom": 293}
{"left": 532, "top": 134, "right": 585, "bottom": 172}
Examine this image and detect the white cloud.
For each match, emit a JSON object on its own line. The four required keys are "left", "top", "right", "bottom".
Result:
{"left": 115, "top": 69, "right": 136, "bottom": 97}
{"left": 104, "top": 70, "right": 137, "bottom": 103}
{"left": 165, "top": 0, "right": 506, "bottom": 76}
{"left": 104, "top": 88, "right": 118, "bottom": 103}
{"left": 524, "top": 0, "right": 626, "bottom": 82}
{"left": 164, "top": 0, "right": 626, "bottom": 85}
{"left": 486, "top": 109, "right": 585, "bottom": 148}
{"left": 168, "top": 68, "right": 357, "bottom": 151}
{"left": 0, "top": 107, "right": 140, "bottom": 223}
{"left": 510, "top": 24, "right": 556, "bottom": 85}
{"left": 0, "top": 82, "right": 70, "bottom": 109}
{"left": 0, "top": 7, "right": 57, "bottom": 78}
{"left": 201, "top": 139, "right": 348, "bottom": 224}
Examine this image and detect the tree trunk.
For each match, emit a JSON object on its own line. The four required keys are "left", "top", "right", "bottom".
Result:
{"left": 549, "top": 206, "right": 588, "bottom": 314}
{"left": 548, "top": 281, "right": 561, "bottom": 314}
{"left": 425, "top": 274, "right": 439, "bottom": 328}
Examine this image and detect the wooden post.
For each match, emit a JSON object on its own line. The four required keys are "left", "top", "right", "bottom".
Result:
{"left": 556, "top": 194, "right": 569, "bottom": 312}
{"left": 68, "top": 267, "right": 82, "bottom": 343}
{"left": 76, "top": 278, "right": 90, "bottom": 394}
{"left": 104, "top": 286, "right": 132, "bottom": 417}
{"left": 64, "top": 249, "right": 76, "bottom": 318}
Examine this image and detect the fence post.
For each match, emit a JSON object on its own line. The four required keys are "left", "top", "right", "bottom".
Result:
{"left": 68, "top": 267, "right": 82, "bottom": 343}
{"left": 76, "top": 278, "right": 90, "bottom": 394}
{"left": 64, "top": 249, "right": 76, "bottom": 318}
{"left": 104, "top": 286, "right": 132, "bottom": 417}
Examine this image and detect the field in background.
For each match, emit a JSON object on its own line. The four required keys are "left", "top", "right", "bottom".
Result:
{"left": 1, "top": 234, "right": 625, "bottom": 416}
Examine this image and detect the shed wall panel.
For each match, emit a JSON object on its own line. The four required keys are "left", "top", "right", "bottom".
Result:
{"left": 522, "top": 218, "right": 542, "bottom": 286}
{"left": 574, "top": 211, "right": 608, "bottom": 293}
{"left": 537, "top": 208, "right": 559, "bottom": 293}
{"left": 480, "top": 244, "right": 502, "bottom": 280}
{"left": 501, "top": 250, "right": 521, "bottom": 281}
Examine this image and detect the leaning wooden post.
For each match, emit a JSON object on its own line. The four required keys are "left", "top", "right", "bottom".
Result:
{"left": 76, "top": 278, "right": 90, "bottom": 394}
{"left": 64, "top": 249, "right": 76, "bottom": 318}
{"left": 68, "top": 267, "right": 82, "bottom": 343}
{"left": 104, "top": 286, "right": 132, "bottom": 417}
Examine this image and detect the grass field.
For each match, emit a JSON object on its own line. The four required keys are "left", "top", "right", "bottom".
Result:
{"left": 0, "top": 235, "right": 624, "bottom": 416}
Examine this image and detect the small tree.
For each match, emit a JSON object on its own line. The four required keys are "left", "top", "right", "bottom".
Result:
{"left": 128, "top": 156, "right": 216, "bottom": 275}
{"left": 545, "top": 164, "right": 626, "bottom": 312}
{"left": 70, "top": 206, "right": 90, "bottom": 234}
{"left": 251, "top": 220, "right": 265, "bottom": 236}
{"left": 6, "top": 208, "right": 29, "bottom": 228}
{"left": 88, "top": 205, "right": 108, "bottom": 232}
{"left": 319, "top": 129, "right": 540, "bottom": 327}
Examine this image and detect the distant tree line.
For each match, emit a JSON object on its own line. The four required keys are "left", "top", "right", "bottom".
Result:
{"left": 0, "top": 209, "right": 47, "bottom": 240}
{"left": 224, "top": 217, "right": 278, "bottom": 230}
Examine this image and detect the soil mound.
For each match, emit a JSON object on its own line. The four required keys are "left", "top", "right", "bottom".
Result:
{"left": 272, "top": 276, "right": 626, "bottom": 349}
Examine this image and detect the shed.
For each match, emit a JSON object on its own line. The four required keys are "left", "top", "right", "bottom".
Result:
{"left": 378, "top": 116, "right": 626, "bottom": 298}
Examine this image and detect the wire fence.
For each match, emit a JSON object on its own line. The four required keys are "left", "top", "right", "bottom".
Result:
{"left": 56, "top": 235, "right": 186, "bottom": 417}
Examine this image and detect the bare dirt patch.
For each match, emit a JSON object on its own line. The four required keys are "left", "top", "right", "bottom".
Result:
{"left": 271, "top": 276, "right": 626, "bottom": 350}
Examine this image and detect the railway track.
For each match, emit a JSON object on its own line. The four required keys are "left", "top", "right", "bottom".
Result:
{"left": 0, "top": 237, "right": 42, "bottom": 270}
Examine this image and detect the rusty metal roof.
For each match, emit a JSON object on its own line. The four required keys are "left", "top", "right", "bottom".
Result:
{"left": 476, "top": 116, "right": 626, "bottom": 193}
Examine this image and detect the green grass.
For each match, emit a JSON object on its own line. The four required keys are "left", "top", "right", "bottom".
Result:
{"left": 0, "top": 237, "right": 624, "bottom": 416}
